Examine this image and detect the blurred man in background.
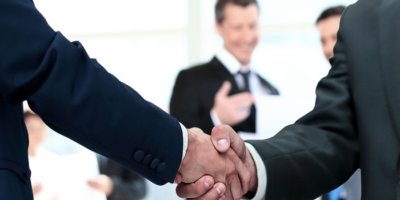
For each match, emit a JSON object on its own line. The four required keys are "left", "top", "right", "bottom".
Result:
{"left": 170, "top": 0, "right": 279, "bottom": 136}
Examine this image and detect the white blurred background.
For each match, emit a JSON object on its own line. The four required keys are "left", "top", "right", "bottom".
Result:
{"left": 33, "top": 0, "right": 357, "bottom": 199}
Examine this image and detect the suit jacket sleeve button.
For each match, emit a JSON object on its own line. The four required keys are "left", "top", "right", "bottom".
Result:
{"left": 143, "top": 154, "right": 153, "bottom": 165}
{"left": 150, "top": 158, "right": 160, "bottom": 169}
{"left": 156, "top": 162, "right": 166, "bottom": 173}
{"left": 133, "top": 150, "right": 145, "bottom": 162}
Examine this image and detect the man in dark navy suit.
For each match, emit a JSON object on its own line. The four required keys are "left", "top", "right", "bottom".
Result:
{"left": 0, "top": 0, "right": 237, "bottom": 199}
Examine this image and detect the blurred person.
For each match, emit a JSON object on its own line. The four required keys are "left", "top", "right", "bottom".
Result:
{"left": 316, "top": 5, "right": 361, "bottom": 200}
{"left": 88, "top": 155, "right": 147, "bottom": 200}
{"left": 26, "top": 111, "right": 60, "bottom": 200}
{"left": 316, "top": 5, "right": 345, "bottom": 60}
{"left": 170, "top": 0, "right": 279, "bottom": 135}
{"left": 27, "top": 110, "right": 106, "bottom": 200}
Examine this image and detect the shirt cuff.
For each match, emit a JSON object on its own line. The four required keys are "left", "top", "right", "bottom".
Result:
{"left": 210, "top": 108, "right": 222, "bottom": 125}
{"left": 180, "top": 123, "right": 188, "bottom": 160}
{"left": 244, "top": 143, "right": 267, "bottom": 200}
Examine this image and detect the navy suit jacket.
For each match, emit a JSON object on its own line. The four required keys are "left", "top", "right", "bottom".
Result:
{"left": 247, "top": 0, "right": 400, "bottom": 199}
{"left": 0, "top": 0, "right": 182, "bottom": 199}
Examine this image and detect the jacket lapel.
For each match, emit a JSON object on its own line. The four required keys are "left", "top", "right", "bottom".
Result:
{"left": 256, "top": 74, "right": 280, "bottom": 95}
{"left": 378, "top": 0, "right": 400, "bottom": 134}
{"left": 210, "top": 57, "right": 241, "bottom": 95}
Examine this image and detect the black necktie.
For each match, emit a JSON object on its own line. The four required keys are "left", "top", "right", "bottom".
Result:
{"left": 239, "top": 71, "right": 251, "bottom": 92}
{"left": 236, "top": 71, "right": 256, "bottom": 133}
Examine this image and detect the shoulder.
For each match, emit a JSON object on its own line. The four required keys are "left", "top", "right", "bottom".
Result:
{"left": 177, "top": 58, "right": 223, "bottom": 78}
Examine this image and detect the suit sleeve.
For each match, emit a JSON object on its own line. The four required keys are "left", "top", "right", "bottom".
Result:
{"left": 170, "top": 70, "right": 215, "bottom": 133}
{"left": 0, "top": 0, "right": 183, "bottom": 185}
{"left": 247, "top": 14, "right": 359, "bottom": 199}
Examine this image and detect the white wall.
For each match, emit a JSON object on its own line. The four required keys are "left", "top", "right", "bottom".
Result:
{"left": 34, "top": 0, "right": 357, "bottom": 199}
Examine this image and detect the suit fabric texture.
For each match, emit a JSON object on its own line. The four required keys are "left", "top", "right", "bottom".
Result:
{"left": 247, "top": 0, "right": 400, "bottom": 199}
{"left": 0, "top": 0, "right": 183, "bottom": 199}
{"left": 170, "top": 57, "right": 279, "bottom": 134}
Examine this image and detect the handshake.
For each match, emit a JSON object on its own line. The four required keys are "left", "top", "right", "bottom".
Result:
{"left": 175, "top": 125, "right": 258, "bottom": 200}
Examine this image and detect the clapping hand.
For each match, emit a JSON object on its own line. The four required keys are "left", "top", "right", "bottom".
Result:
{"left": 213, "top": 82, "right": 254, "bottom": 126}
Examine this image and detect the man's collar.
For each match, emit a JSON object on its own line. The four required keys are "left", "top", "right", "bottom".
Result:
{"left": 215, "top": 47, "right": 252, "bottom": 74}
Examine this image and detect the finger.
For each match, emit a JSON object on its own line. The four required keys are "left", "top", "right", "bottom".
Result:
{"left": 222, "top": 180, "right": 233, "bottom": 200}
{"left": 175, "top": 172, "right": 182, "bottom": 184}
{"left": 176, "top": 175, "right": 215, "bottom": 198}
{"left": 231, "top": 92, "right": 253, "bottom": 100}
{"left": 222, "top": 151, "right": 245, "bottom": 200}
{"left": 188, "top": 127, "right": 204, "bottom": 135}
{"left": 231, "top": 93, "right": 254, "bottom": 106}
{"left": 230, "top": 94, "right": 254, "bottom": 115}
{"left": 236, "top": 107, "right": 251, "bottom": 120}
{"left": 218, "top": 195, "right": 226, "bottom": 200}
{"left": 216, "top": 81, "right": 231, "bottom": 99}
{"left": 229, "top": 175, "right": 243, "bottom": 199}
{"left": 188, "top": 182, "right": 226, "bottom": 200}
{"left": 211, "top": 125, "right": 246, "bottom": 160}
{"left": 210, "top": 125, "right": 233, "bottom": 152}
{"left": 226, "top": 146, "right": 254, "bottom": 195}
{"left": 87, "top": 180, "right": 95, "bottom": 185}
{"left": 87, "top": 181, "right": 99, "bottom": 189}
{"left": 229, "top": 130, "right": 247, "bottom": 160}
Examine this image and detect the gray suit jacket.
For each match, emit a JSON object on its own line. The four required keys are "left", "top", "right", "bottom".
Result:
{"left": 248, "top": 0, "right": 400, "bottom": 199}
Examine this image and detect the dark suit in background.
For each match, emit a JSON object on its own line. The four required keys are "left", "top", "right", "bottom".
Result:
{"left": 97, "top": 156, "right": 147, "bottom": 200}
{"left": 246, "top": 0, "right": 400, "bottom": 199}
{"left": 170, "top": 57, "right": 279, "bottom": 134}
{"left": 0, "top": 0, "right": 183, "bottom": 199}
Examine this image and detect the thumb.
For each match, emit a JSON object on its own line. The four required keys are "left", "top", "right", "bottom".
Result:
{"left": 211, "top": 125, "right": 246, "bottom": 160}
{"left": 210, "top": 124, "right": 233, "bottom": 152}
{"left": 215, "top": 81, "right": 231, "bottom": 99}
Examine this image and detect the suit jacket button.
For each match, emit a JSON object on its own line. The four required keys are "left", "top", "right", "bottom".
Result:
{"left": 133, "top": 150, "right": 145, "bottom": 162}
{"left": 150, "top": 158, "right": 160, "bottom": 169}
{"left": 24, "top": 171, "right": 30, "bottom": 182}
{"left": 143, "top": 154, "right": 153, "bottom": 165}
{"left": 157, "top": 162, "right": 166, "bottom": 173}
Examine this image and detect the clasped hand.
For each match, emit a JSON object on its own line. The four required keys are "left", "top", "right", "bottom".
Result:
{"left": 175, "top": 125, "right": 258, "bottom": 200}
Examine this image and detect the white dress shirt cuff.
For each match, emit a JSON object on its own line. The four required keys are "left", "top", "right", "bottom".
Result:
{"left": 210, "top": 108, "right": 222, "bottom": 125}
{"left": 244, "top": 143, "right": 267, "bottom": 200}
{"left": 180, "top": 123, "right": 188, "bottom": 160}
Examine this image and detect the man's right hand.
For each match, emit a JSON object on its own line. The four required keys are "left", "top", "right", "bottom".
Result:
{"left": 176, "top": 125, "right": 258, "bottom": 200}
{"left": 175, "top": 127, "right": 231, "bottom": 185}
{"left": 213, "top": 82, "right": 254, "bottom": 126}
